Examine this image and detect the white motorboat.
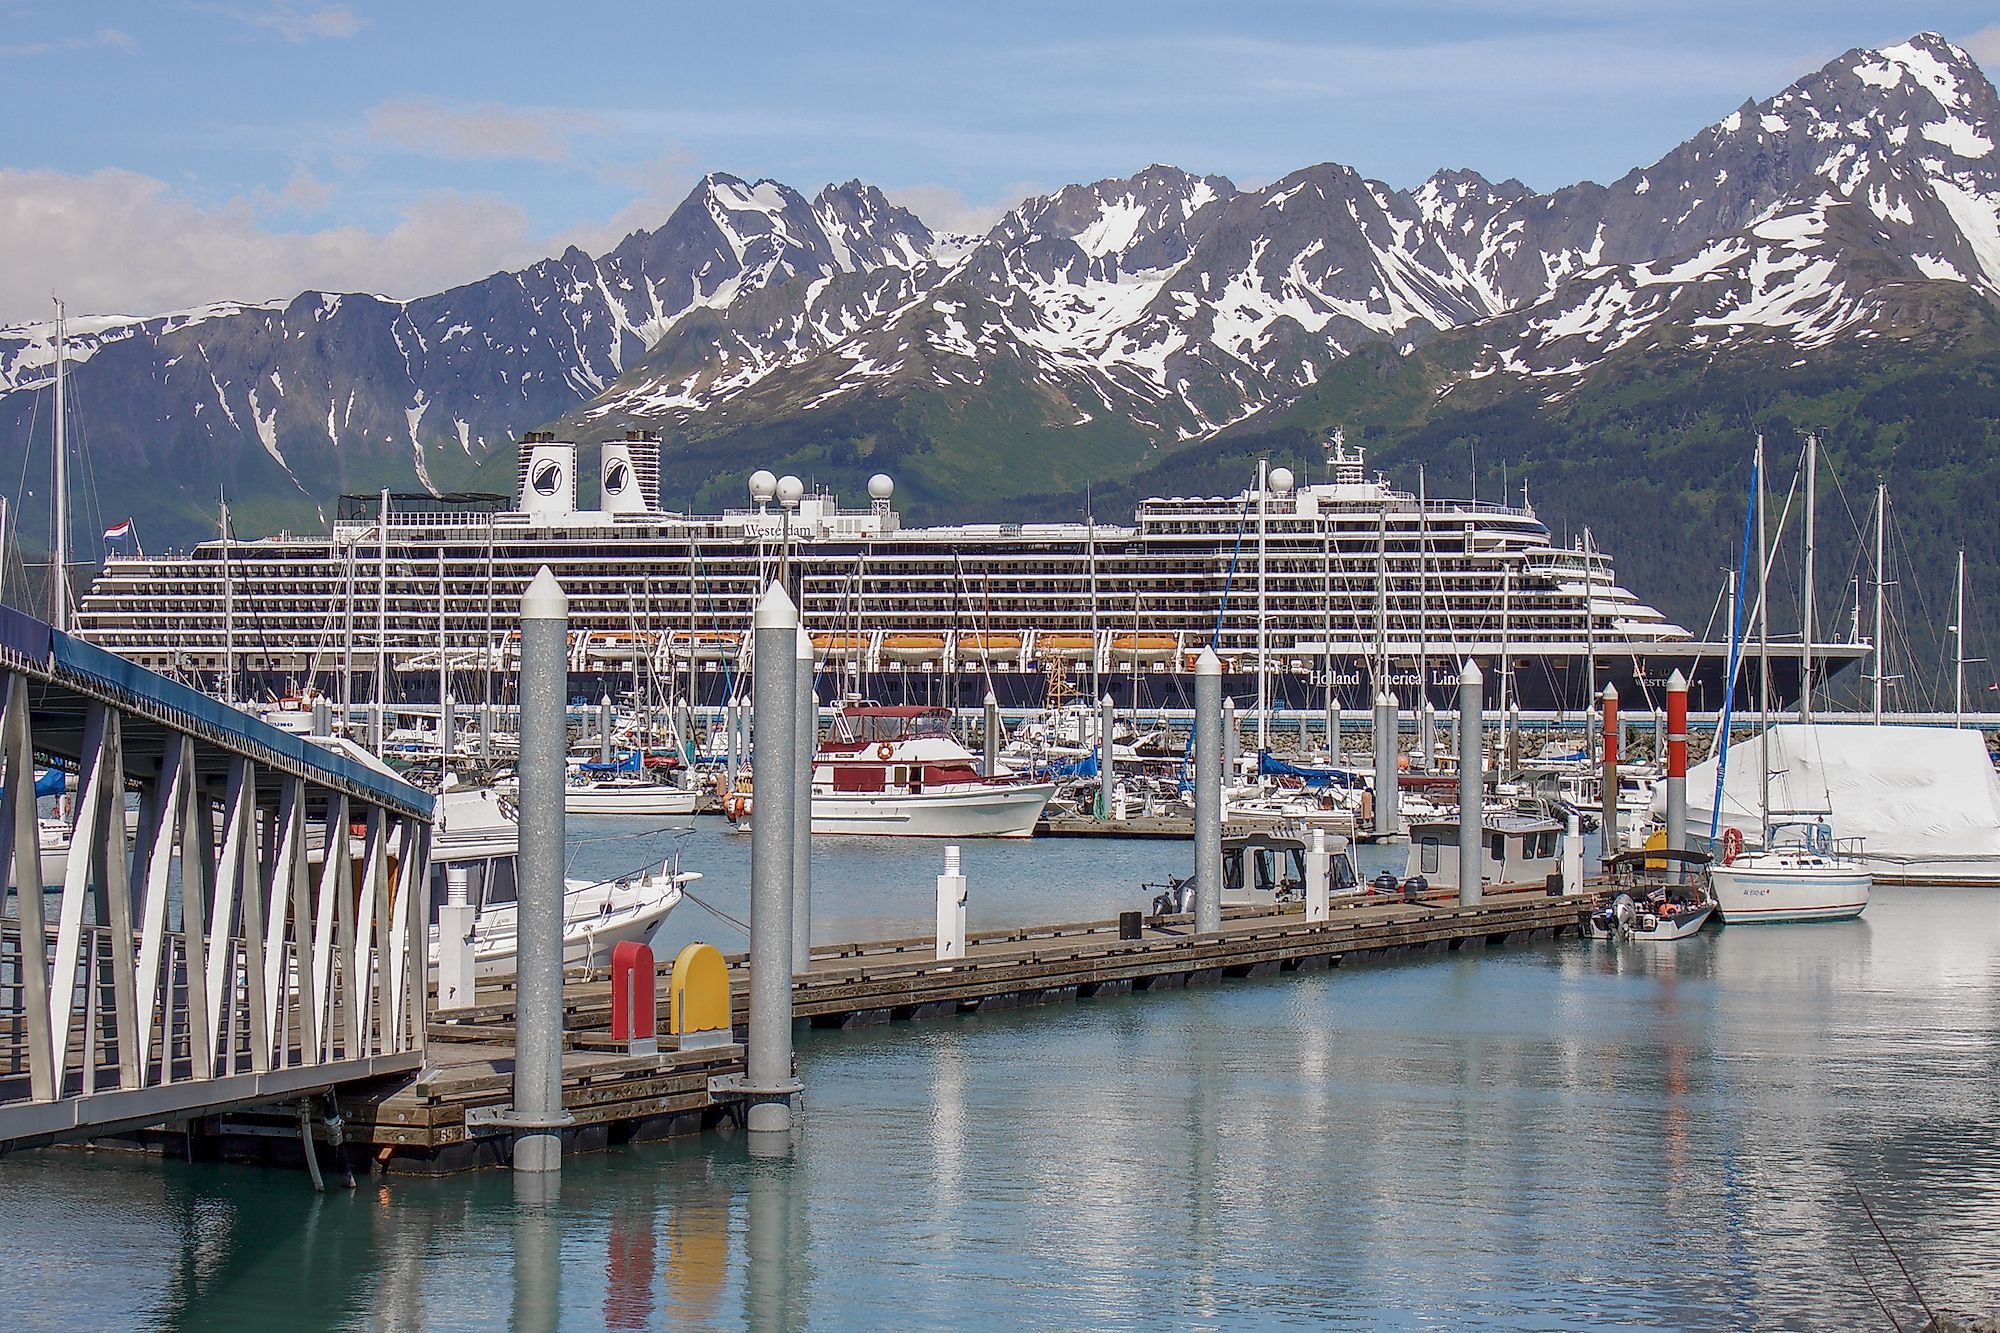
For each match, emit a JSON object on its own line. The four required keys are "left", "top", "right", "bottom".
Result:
{"left": 1147, "top": 830, "right": 1361, "bottom": 914}
{"left": 1587, "top": 848, "right": 1717, "bottom": 940}
{"left": 810, "top": 704, "right": 1055, "bottom": 837}
{"left": 1709, "top": 819, "right": 1869, "bottom": 924}
{"left": 423, "top": 785, "right": 690, "bottom": 976}
{"left": 564, "top": 772, "right": 701, "bottom": 816}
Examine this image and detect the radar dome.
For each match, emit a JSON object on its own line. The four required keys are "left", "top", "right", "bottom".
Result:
{"left": 748, "top": 470, "right": 777, "bottom": 504}
{"left": 1269, "top": 466, "right": 1295, "bottom": 494}
{"left": 776, "top": 474, "right": 805, "bottom": 507}
{"left": 867, "top": 473, "right": 894, "bottom": 501}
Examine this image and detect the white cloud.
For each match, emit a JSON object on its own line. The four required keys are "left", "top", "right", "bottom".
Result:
{"left": 552, "top": 153, "right": 699, "bottom": 254}
{"left": 367, "top": 98, "right": 605, "bottom": 163}
{"left": 0, "top": 27, "right": 136, "bottom": 58}
{"left": 212, "top": 3, "right": 362, "bottom": 43}
{"left": 885, "top": 182, "right": 1039, "bottom": 237}
{"left": 1964, "top": 24, "right": 2000, "bottom": 68}
{"left": 0, "top": 168, "right": 553, "bottom": 324}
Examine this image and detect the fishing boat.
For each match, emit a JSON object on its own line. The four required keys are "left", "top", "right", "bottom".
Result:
{"left": 425, "top": 785, "right": 689, "bottom": 976}
{"left": 1588, "top": 848, "right": 1717, "bottom": 940}
{"left": 810, "top": 704, "right": 1055, "bottom": 837}
{"left": 1146, "top": 831, "right": 1361, "bottom": 915}
{"left": 1402, "top": 810, "right": 1565, "bottom": 893}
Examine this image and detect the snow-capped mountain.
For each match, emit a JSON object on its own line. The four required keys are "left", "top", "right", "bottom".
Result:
{"left": 3, "top": 32, "right": 1995, "bottom": 549}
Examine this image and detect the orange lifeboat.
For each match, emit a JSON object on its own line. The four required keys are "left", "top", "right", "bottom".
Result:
{"left": 668, "top": 631, "right": 740, "bottom": 661}
{"left": 812, "top": 631, "right": 866, "bottom": 660}
{"left": 880, "top": 633, "right": 947, "bottom": 663}
{"left": 955, "top": 631, "right": 1023, "bottom": 662}
{"left": 1110, "top": 632, "right": 1177, "bottom": 664}
{"left": 1035, "top": 632, "right": 1096, "bottom": 661}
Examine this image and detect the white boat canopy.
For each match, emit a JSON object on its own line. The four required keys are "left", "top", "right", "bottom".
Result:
{"left": 1668, "top": 723, "right": 2000, "bottom": 885}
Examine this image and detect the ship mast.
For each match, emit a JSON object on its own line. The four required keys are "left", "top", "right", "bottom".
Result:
{"left": 1756, "top": 436, "right": 1770, "bottom": 846}
{"left": 1799, "top": 435, "right": 1816, "bottom": 724}
{"left": 1255, "top": 458, "right": 1268, "bottom": 753}
{"left": 1872, "top": 482, "right": 1888, "bottom": 723}
{"left": 1954, "top": 548, "right": 1966, "bottom": 729}
{"left": 51, "top": 298, "right": 69, "bottom": 632}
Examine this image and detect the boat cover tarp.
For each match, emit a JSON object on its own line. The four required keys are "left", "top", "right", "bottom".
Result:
{"left": 1258, "top": 752, "right": 1367, "bottom": 789}
{"left": 1668, "top": 722, "right": 2000, "bottom": 883}
{"left": 0, "top": 603, "right": 431, "bottom": 819}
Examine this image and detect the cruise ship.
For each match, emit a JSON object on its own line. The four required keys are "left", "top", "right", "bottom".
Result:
{"left": 74, "top": 432, "right": 1862, "bottom": 714}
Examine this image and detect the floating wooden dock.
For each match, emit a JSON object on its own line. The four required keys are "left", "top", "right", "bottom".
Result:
{"left": 97, "top": 888, "right": 1592, "bottom": 1174}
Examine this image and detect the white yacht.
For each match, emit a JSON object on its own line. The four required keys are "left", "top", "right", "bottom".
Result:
{"left": 1708, "top": 818, "right": 1869, "bottom": 924}
{"left": 425, "top": 785, "right": 690, "bottom": 976}
{"left": 809, "top": 705, "right": 1055, "bottom": 837}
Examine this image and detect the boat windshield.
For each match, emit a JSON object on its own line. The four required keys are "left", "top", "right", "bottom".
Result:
{"left": 840, "top": 709, "right": 953, "bottom": 743}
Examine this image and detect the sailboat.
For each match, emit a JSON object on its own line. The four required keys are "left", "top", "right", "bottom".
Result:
{"left": 1708, "top": 436, "right": 1871, "bottom": 923}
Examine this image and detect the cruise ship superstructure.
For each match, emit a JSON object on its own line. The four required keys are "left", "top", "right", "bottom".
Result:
{"left": 75, "top": 433, "right": 1862, "bottom": 713}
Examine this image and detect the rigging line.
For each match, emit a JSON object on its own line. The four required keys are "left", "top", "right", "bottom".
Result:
{"left": 680, "top": 885, "right": 751, "bottom": 936}
{"left": 1709, "top": 450, "right": 1761, "bottom": 844}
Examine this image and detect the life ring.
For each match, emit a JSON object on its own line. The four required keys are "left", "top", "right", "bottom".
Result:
{"left": 1721, "top": 826, "right": 1744, "bottom": 865}
{"left": 876, "top": 742, "right": 894, "bottom": 761}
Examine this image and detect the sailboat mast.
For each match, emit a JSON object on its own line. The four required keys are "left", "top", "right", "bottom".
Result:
{"left": 1756, "top": 437, "right": 1770, "bottom": 843}
{"left": 1255, "top": 458, "right": 1268, "bottom": 752}
{"left": 1955, "top": 548, "right": 1966, "bottom": 728}
{"left": 51, "top": 298, "right": 69, "bottom": 632}
{"left": 1417, "top": 465, "right": 1428, "bottom": 751}
{"left": 1873, "top": 482, "right": 1887, "bottom": 723}
{"left": 1584, "top": 527, "right": 1598, "bottom": 760}
{"left": 220, "top": 498, "right": 236, "bottom": 703}
{"left": 1800, "top": 435, "right": 1816, "bottom": 723}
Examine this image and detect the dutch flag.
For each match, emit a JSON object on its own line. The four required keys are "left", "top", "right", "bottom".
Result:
{"left": 102, "top": 519, "right": 133, "bottom": 541}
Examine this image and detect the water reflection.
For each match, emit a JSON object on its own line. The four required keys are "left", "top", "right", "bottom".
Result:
{"left": 1, "top": 885, "right": 1997, "bottom": 1328}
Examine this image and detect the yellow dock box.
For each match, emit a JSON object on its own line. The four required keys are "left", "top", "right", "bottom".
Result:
{"left": 668, "top": 943, "right": 732, "bottom": 1048}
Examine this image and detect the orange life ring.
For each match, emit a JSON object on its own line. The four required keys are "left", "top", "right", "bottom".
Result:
{"left": 876, "top": 742, "right": 894, "bottom": 761}
{"left": 1721, "top": 826, "right": 1744, "bottom": 865}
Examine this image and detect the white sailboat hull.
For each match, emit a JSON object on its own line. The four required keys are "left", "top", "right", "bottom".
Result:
{"left": 809, "top": 782, "right": 1055, "bottom": 838}
{"left": 429, "top": 874, "right": 686, "bottom": 978}
{"left": 1710, "top": 859, "right": 1869, "bottom": 923}
{"left": 564, "top": 784, "right": 701, "bottom": 816}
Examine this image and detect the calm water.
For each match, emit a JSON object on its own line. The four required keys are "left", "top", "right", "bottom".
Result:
{"left": 5, "top": 823, "right": 1999, "bottom": 1329}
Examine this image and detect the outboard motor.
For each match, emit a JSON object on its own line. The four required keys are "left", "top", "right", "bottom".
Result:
{"left": 1370, "top": 870, "right": 1400, "bottom": 896}
{"left": 1400, "top": 874, "right": 1428, "bottom": 897}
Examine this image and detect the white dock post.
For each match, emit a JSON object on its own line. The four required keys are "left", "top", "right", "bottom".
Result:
{"left": 792, "top": 626, "right": 814, "bottom": 976}
{"left": 1562, "top": 812, "right": 1585, "bottom": 895}
{"left": 725, "top": 697, "right": 739, "bottom": 791}
{"left": 1222, "top": 695, "right": 1239, "bottom": 780}
{"left": 982, "top": 689, "right": 1001, "bottom": 777}
{"left": 598, "top": 694, "right": 614, "bottom": 765}
{"left": 1457, "top": 661, "right": 1484, "bottom": 907}
{"left": 1098, "top": 693, "right": 1116, "bottom": 820}
{"left": 746, "top": 583, "right": 800, "bottom": 1146}
{"left": 1194, "top": 648, "right": 1223, "bottom": 934}
{"left": 1305, "top": 828, "right": 1330, "bottom": 923}
{"left": 437, "top": 865, "right": 478, "bottom": 1012}
{"left": 1372, "top": 692, "right": 1400, "bottom": 839}
{"left": 514, "top": 566, "right": 569, "bottom": 1174}
{"left": 935, "top": 845, "right": 967, "bottom": 960}
{"left": 440, "top": 693, "right": 456, "bottom": 757}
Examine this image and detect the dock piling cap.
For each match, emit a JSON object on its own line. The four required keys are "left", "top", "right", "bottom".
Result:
{"left": 795, "top": 625, "right": 813, "bottom": 660}
{"left": 1602, "top": 681, "right": 1619, "bottom": 701}
{"left": 1459, "top": 658, "right": 1482, "bottom": 685}
{"left": 521, "top": 565, "right": 567, "bottom": 619}
{"left": 754, "top": 581, "right": 798, "bottom": 631}
{"left": 1666, "top": 668, "right": 1688, "bottom": 691}
{"left": 1194, "top": 646, "right": 1222, "bottom": 676}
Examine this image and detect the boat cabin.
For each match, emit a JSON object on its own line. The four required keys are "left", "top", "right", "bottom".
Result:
{"left": 1404, "top": 811, "right": 1563, "bottom": 891}
{"left": 829, "top": 704, "right": 954, "bottom": 746}
{"left": 1152, "top": 832, "right": 1359, "bottom": 914}
{"left": 818, "top": 704, "right": 990, "bottom": 793}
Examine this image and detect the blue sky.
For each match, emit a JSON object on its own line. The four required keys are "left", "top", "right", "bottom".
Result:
{"left": 1, "top": 1, "right": 1995, "bottom": 323}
